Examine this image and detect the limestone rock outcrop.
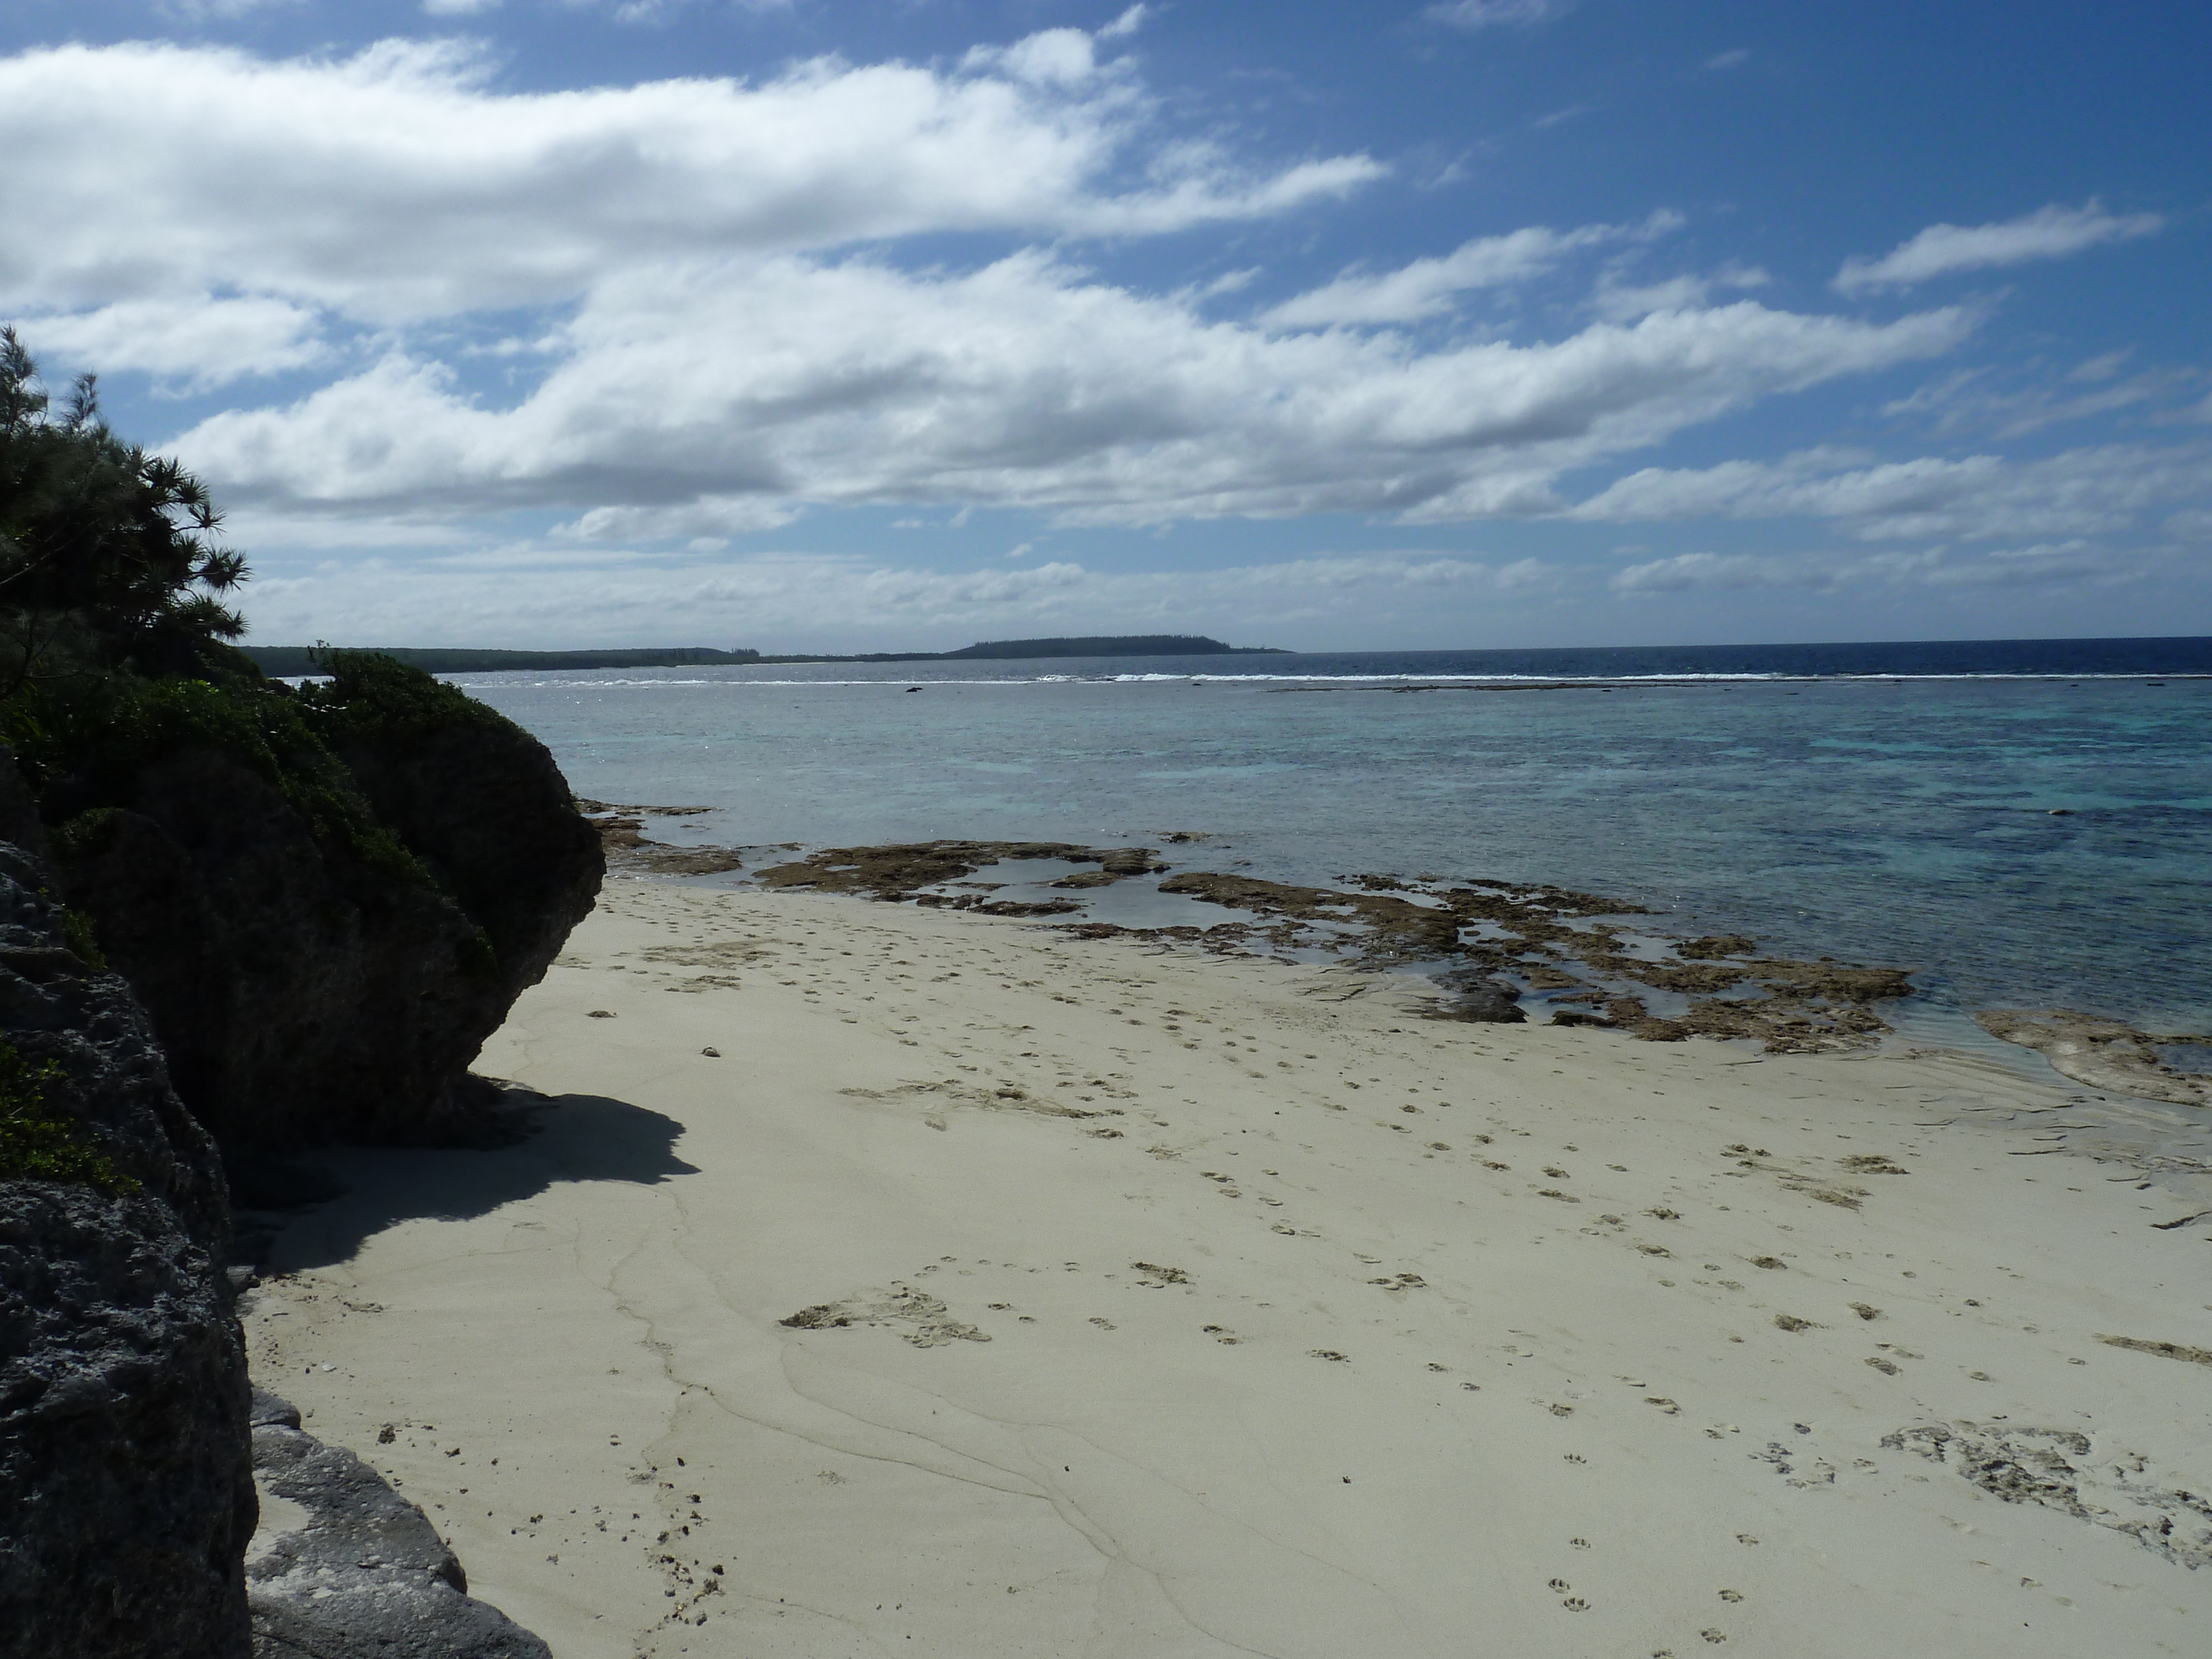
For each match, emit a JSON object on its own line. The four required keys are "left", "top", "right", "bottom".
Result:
{"left": 246, "top": 1389, "right": 550, "bottom": 1659}
{"left": 41, "top": 657, "right": 602, "bottom": 1150}
{"left": 0, "top": 839, "right": 254, "bottom": 1658}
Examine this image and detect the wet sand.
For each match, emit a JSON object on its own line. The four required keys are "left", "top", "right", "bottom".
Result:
{"left": 248, "top": 879, "right": 2212, "bottom": 1658}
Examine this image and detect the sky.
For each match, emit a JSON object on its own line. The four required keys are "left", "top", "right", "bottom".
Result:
{"left": 2, "top": 1, "right": 2206, "bottom": 653}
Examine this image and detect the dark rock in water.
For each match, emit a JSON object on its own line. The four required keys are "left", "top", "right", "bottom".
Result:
{"left": 1159, "top": 871, "right": 1466, "bottom": 963}
{"left": 1426, "top": 969, "right": 1527, "bottom": 1024}
{"left": 1095, "top": 847, "right": 1168, "bottom": 877}
{"left": 1047, "top": 869, "right": 1123, "bottom": 889}
{"left": 247, "top": 1390, "right": 550, "bottom": 1659}
{"left": 583, "top": 807, "right": 747, "bottom": 875}
{"left": 757, "top": 839, "right": 1157, "bottom": 900}
{"left": 1677, "top": 934, "right": 1758, "bottom": 961}
{"left": 45, "top": 660, "right": 602, "bottom": 1150}
{"left": 0, "top": 835, "right": 255, "bottom": 1658}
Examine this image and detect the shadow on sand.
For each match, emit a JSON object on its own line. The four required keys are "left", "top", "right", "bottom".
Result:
{"left": 257, "top": 1091, "right": 701, "bottom": 1274}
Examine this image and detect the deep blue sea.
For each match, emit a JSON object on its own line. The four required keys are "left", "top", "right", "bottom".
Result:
{"left": 449, "top": 638, "right": 2212, "bottom": 1051}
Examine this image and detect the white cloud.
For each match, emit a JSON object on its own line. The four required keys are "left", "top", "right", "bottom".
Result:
{"left": 1610, "top": 552, "right": 1825, "bottom": 593}
{"left": 1589, "top": 258, "right": 1766, "bottom": 324}
{"left": 160, "top": 0, "right": 304, "bottom": 18}
{"left": 961, "top": 29, "right": 1108, "bottom": 87}
{"left": 15, "top": 296, "right": 326, "bottom": 388}
{"left": 1575, "top": 440, "right": 2212, "bottom": 542}
{"left": 571, "top": 0, "right": 795, "bottom": 22}
{"left": 1426, "top": 1, "right": 1576, "bottom": 30}
{"left": 0, "top": 38, "right": 1380, "bottom": 329}
{"left": 1833, "top": 200, "right": 2163, "bottom": 295}
{"left": 169, "top": 251, "right": 1971, "bottom": 529}
{"left": 1881, "top": 357, "right": 2187, "bottom": 439}
{"left": 424, "top": 0, "right": 502, "bottom": 16}
{"left": 1097, "top": 6, "right": 1150, "bottom": 41}
{"left": 1265, "top": 211, "right": 1682, "bottom": 327}
{"left": 560, "top": 497, "right": 804, "bottom": 541}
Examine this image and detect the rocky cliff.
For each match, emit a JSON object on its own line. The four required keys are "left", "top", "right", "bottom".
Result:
{"left": 0, "top": 835, "right": 254, "bottom": 1658}
{"left": 0, "top": 345, "right": 582, "bottom": 1657}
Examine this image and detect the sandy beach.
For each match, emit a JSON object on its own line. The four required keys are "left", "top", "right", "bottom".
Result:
{"left": 246, "top": 878, "right": 2212, "bottom": 1658}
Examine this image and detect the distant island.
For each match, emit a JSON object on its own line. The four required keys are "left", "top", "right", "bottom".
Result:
{"left": 242, "top": 635, "right": 1285, "bottom": 675}
{"left": 858, "top": 635, "right": 1286, "bottom": 662}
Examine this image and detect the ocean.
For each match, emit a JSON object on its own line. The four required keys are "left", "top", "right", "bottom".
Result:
{"left": 448, "top": 637, "right": 2212, "bottom": 1066}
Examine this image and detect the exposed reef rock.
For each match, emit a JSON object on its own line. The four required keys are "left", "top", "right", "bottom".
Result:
{"left": 0, "top": 831, "right": 254, "bottom": 1659}
{"left": 1976, "top": 1010, "right": 2212, "bottom": 1107}
{"left": 1051, "top": 849, "right": 1166, "bottom": 889}
{"left": 579, "top": 801, "right": 747, "bottom": 876}
{"left": 756, "top": 839, "right": 1165, "bottom": 900}
{"left": 739, "top": 843, "right": 1911, "bottom": 1053}
{"left": 39, "top": 658, "right": 603, "bottom": 1150}
{"left": 246, "top": 1388, "right": 550, "bottom": 1659}
{"left": 1140, "top": 872, "right": 1907, "bottom": 1051}
{"left": 1160, "top": 872, "right": 1465, "bottom": 961}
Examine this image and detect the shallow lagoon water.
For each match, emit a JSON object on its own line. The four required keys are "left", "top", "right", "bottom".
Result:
{"left": 448, "top": 645, "right": 2212, "bottom": 1053}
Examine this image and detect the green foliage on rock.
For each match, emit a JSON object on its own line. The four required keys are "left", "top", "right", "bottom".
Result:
{"left": 295, "top": 649, "right": 517, "bottom": 746}
{"left": 60, "top": 905, "right": 106, "bottom": 970}
{"left": 4, "top": 656, "right": 433, "bottom": 893}
{"left": 0, "top": 1037, "right": 135, "bottom": 1194}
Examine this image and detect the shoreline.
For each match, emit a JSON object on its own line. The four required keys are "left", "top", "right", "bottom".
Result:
{"left": 243, "top": 879, "right": 2212, "bottom": 1657}
{"left": 610, "top": 826, "right": 2211, "bottom": 1114}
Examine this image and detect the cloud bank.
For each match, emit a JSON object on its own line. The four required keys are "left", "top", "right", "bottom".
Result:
{"left": 174, "top": 258, "right": 1971, "bottom": 530}
{"left": 0, "top": 35, "right": 1379, "bottom": 334}
{"left": 0, "top": 23, "right": 2195, "bottom": 646}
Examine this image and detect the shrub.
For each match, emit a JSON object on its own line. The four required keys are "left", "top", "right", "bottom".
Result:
{"left": 0, "top": 1038, "right": 135, "bottom": 1194}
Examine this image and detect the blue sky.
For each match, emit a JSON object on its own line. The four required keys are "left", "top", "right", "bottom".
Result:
{"left": 2, "top": 1, "right": 2205, "bottom": 651}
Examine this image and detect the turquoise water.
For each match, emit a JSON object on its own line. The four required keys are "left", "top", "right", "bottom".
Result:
{"left": 453, "top": 648, "right": 2212, "bottom": 1041}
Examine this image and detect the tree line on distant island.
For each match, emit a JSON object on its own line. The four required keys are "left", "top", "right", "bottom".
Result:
{"left": 241, "top": 635, "right": 1286, "bottom": 675}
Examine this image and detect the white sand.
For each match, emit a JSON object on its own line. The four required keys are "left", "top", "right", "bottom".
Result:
{"left": 250, "top": 880, "right": 2212, "bottom": 1658}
